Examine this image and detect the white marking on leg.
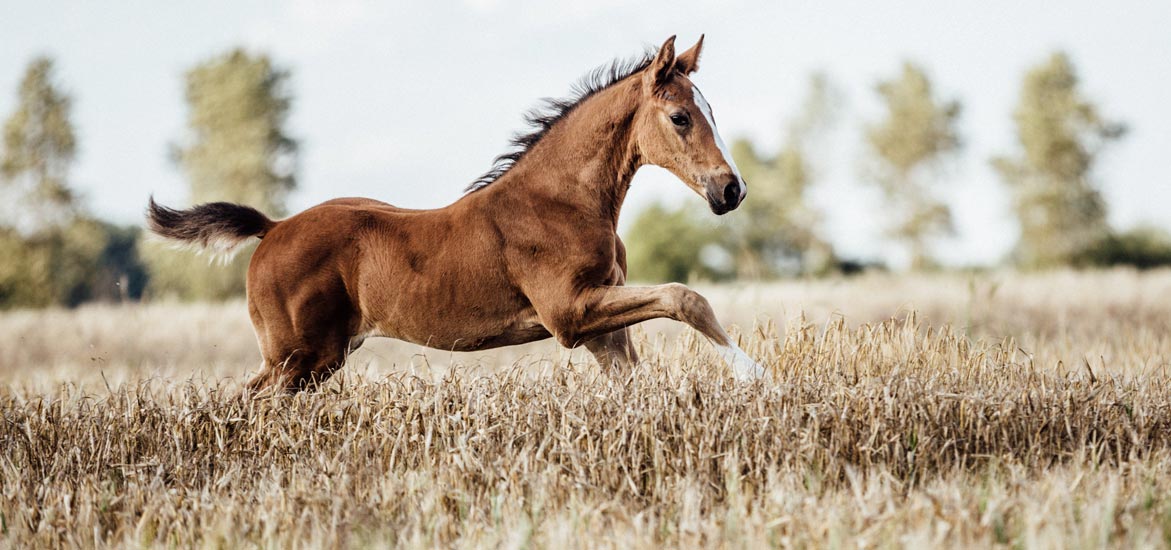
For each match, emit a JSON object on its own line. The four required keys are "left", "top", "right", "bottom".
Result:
{"left": 716, "top": 343, "right": 767, "bottom": 381}
{"left": 692, "top": 85, "right": 745, "bottom": 194}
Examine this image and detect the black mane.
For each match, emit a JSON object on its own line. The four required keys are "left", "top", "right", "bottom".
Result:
{"left": 465, "top": 49, "right": 656, "bottom": 192}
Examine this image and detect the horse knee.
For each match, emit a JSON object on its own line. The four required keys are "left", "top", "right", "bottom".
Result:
{"left": 663, "top": 283, "right": 707, "bottom": 318}
{"left": 663, "top": 284, "right": 728, "bottom": 345}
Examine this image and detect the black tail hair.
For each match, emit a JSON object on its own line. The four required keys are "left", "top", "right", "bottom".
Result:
{"left": 146, "top": 197, "right": 276, "bottom": 258}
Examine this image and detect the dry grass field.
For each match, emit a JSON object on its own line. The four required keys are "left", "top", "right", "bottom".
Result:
{"left": 2, "top": 268, "right": 1170, "bottom": 548}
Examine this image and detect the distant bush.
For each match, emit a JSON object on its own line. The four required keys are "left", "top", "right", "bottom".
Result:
{"left": 90, "top": 222, "right": 148, "bottom": 302}
{"left": 1073, "top": 226, "right": 1171, "bottom": 269}
{"left": 836, "top": 258, "right": 889, "bottom": 276}
{"left": 0, "top": 219, "right": 147, "bottom": 309}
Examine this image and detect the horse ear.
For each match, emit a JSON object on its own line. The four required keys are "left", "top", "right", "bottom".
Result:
{"left": 645, "top": 35, "right": 677, "bottom": 91}
{"left": 674, "top": 35, "right": 704, "bottom": 75}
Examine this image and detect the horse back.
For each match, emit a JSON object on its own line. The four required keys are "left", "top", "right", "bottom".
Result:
{"left": 316, "top": 197, "right": 383, "bottom": 207}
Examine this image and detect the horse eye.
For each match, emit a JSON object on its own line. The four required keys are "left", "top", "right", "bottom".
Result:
{"left": 669, "top": 113, "right": 690, "bottom": 127}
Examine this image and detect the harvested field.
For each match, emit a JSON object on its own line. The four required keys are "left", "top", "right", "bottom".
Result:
{"left": 2, "top": 269, "right": 1170, "bottom": 548}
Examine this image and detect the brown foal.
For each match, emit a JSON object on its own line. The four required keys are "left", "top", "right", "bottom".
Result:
{"left": 148, "top": 35, "right": 766, "bottom": 393}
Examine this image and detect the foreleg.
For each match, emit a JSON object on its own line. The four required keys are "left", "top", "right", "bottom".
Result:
{"left": 540, "top": 284, "right": 765, "bottom": 380}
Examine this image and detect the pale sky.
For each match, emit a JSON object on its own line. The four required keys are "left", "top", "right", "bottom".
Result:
{"left": 2, "top": 1, "right": 1169, "bottom": 267}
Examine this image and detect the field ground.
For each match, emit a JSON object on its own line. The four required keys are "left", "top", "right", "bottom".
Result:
{"left": 2, "top": 269, "right": 1170, "bottom": 548}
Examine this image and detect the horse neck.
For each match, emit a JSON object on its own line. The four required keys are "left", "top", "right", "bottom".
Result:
{"left": 494, "top": 80, "right": 643, "bottom": 229}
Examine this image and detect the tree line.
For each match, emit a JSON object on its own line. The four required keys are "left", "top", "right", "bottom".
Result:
{"left": 1, "top": 49, "right": 1168, "bottom": 309}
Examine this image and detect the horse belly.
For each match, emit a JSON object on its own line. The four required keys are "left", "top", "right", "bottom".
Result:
{"left": 371, "top": 307, "right": 550, "bottom": 352}
{"left": 361, "top": 270, "right": 550, "bottom": 352}
{"left": 354, "top": 212, "right": 551, "bottom": 352}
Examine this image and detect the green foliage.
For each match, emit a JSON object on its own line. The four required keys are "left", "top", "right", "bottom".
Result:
{"left": 724, "top": 73, "right": 839, "bottom": 278}
{"left": 1, "top": 56, "right": 78, "bottom": 234}
{"left": 175, "top": 49, "right": 297, "bottom": 211}
{"left": 624, "top": 203, "right": 727, "bottom": 283}
{"left": 726, "top": 137, "right": 834, "bottom": 279}
{"left": 992, "top": 52, "right": 1126, "bottom": 269}
{"left": 89, "top": 223, "right": 149, "bottom": 301}
{"left": 144, "top": 49, "right": 296, "bottom": 300}
{"left": 0, "top": 218, "right": 142, "bottom": 308}
{"left": 1073, "top": 226, "right": 1171, "bottom": 269}
{"left": 0, "top": 57, "right": 145, "bottom": 309}
{"left": 0, "top": 228, "right": 48, "bottom": 307}
{"left": 141, "top": 240, "right": 254, "bottom": 301}
{"left": 735, "top": 73, "right": 838, "bottom": 277}
{"left": 864, "top": 62, "right": 962, "bottom": 270}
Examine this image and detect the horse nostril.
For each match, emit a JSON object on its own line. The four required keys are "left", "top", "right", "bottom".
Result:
{"left": 723, "top": 181, "right": 740, "bottom": 207}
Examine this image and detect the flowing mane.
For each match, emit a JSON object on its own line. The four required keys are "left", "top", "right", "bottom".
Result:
{"left": 465, "top": 49, "right": 656, "bottom": 192}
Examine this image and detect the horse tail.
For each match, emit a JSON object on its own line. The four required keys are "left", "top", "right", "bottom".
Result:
{"left": 146, "top": 197, "right": 278, "bottom": 261}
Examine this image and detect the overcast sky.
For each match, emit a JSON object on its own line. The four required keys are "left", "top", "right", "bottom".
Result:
{"left": 3, "top": 1, "right": 1168, "bottom": 267}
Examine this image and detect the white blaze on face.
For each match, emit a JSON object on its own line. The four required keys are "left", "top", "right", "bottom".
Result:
{"left": 692, "top": 85, "right": 744, "bottom": 193}
{"left": 716, "top": 343, "right": 767, "bottom": 381}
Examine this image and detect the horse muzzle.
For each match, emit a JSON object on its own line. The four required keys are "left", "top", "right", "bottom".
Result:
{"left": 706, "top": 176, "right": 747, "bottom": 215}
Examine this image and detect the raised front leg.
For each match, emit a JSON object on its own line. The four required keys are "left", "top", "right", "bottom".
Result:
{"left": 536, "top": 283, "right": 766, "bottom": 380}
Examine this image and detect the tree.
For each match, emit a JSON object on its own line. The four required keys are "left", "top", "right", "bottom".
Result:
{"left": 0, "top": 57, "right": 114, "bottom": 309}
{"left": 992, "top": 52, "right": 1125, "bottom": 269}
{"left": 0, "top": 58, "right": 154, "bottom": 309}
{"left": 864, "top": 62, "right": 962, "bottom": 270}
{"left": 1, "top": 57, "right": 78, "bottom": 234}
{"left": 624, "top": 203, "right": 728, "bottom": 283}
{"left": 176, "top": 49, "right": 297, "bottom": 212}
{"left": 143, "top": 49, "right": 297, "bottom": 300}
{"left": 724, "top": 73, "right": 839, "bottom": 278}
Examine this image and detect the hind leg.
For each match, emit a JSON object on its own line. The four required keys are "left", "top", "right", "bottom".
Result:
{"left": 245, "top": 292, "right": 354, "bottom": 395}
{"left": 247, "top": 339, "right": 349, "bottom": 394}
{"left": 585, "top": 327, "right": 638, "bottom": 376}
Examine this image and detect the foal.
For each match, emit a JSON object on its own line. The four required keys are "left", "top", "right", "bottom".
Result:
{"left": 148, "top": 35, "right": 766, "bottom": 393}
